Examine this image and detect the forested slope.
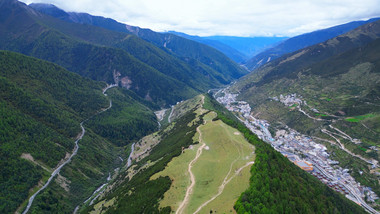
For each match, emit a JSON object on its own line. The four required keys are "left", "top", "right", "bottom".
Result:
{"left": 0, "top": 51, "right": 157, "bottom": 213}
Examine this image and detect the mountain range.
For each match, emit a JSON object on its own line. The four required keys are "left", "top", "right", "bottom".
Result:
{"left": 0, "top": 0, "right": 246, "bottom": 107}
{"left": 168, "top": 32, "right": 287, "bottom": 63}
{"left": 245, "top": 17, "right": 380, "bottom": 70}
{"left": 1, "top": 0, "right": 379, "bottom": 213}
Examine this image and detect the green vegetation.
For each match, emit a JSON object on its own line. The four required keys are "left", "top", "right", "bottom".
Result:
{"left": 82, "top": 107, "right": 204, "bottom": 213}
{"left": 151, "top": 111, "right": 255, "bottom": 213}
{"left": 0, "top": 51, "right": 103, "bottom": 213}
{"left": 0, "top": 51, "right": 159, "bottom": 213}
{"left": 315, "top": 113, "right": 328, "bottom": 117}
{"left": 203, "top": 95, "right": 366, "bottom": 214}
{"left": 1, "top": 0, "right": 247, "bottom": 106}
{"left": 86, "top": 88, "right": 158, "bottom": 146}
{"left": 28, "top": 130, "right": 122, "bottom": 213}
{"left": 345, "top": 113, "right": 376, "bottom": 123}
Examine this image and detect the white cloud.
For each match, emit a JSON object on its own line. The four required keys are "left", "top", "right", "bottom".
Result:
{"left": 21, "top": 0, "right": 380, "bottom": 37}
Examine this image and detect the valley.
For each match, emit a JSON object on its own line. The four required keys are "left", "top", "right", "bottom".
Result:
{"left": 1, "top": 0, "right": 380, "bottom": 213}
{"left": 215, "top": 88, "right": 379, "bottom": 213}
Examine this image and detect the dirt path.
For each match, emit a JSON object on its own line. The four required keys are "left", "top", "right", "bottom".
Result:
{"left": 321, "top": 129, "right": 374, "bottom": 165}
{"left": 176, "top": 126, "right": 206, "bottom": 214}
{"left": 193, "top": 161, "right": 254, "bottom": 214}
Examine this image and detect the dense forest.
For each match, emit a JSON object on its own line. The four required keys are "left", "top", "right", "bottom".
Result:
{"left": 0, "top": 51, "right": 159, "bottom": 213}
{"left": 86, "top": 88, "right": 158, "bottom": 146}
{"left": 0, "top": 51, "right": 108, "bottom": 213}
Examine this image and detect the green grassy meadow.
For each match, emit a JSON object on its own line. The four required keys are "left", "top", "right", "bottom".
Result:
{"left": 152, "top": 111, "right": 255, "bottom": 213}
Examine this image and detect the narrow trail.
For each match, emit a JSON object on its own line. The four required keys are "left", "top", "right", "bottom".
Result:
{"left": 321, "top": 129, "right": 374, "bottom": 165}
{"left": 297, "top": 106, "right": 326, "bottom": 121}
{"left": 297, "top": 101, "right": 376, "bottom": 168}
{"left": 193, "top": 123, "right": 254, "bottom": 214}
{"left": 194, "top": 161, "right": 254, "bottom": 214}
{"left": 176, "top": 95, "right": 205, "bottom": 214}
{"left": 23, "top": 84, "right": 116, "bottom": 214}
{"left": 176, "top": 126, "right": 206, "bottom": 214}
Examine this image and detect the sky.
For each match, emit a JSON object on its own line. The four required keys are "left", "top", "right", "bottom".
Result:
{"left": 21, "top": 0, "right": 380, "bottom": 37}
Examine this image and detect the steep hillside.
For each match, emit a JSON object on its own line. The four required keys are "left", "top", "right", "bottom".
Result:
{"left": 238, "top": 20, "right": 380, "bottom": 87}
{"left": 245, "top": 17, "right": 380, "bottom": 70}
{"left": 0, "top": 0, "right": 200, "bottom": 106}
{"left": 110, "top": 24, "right": 247, "bottom": 79}
{"left": 232, "top": 20, "right": 380, "bottom": 210}
{"left": 1, "top": 0, "right": 247, "bottom": 107}
{"left": 28, "top": 2, "right": 247, "bottom": 89}
{"left": 0, "top": 50, "right": 157, "bottom": 213}
{"left": 79, "top": 94, "right": 366, "bottom": 213}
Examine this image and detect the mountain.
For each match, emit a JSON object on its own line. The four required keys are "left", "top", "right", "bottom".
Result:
{"left": 167, "top": 31, "right": 248, "bottom": 63}
{"left": 28, "top": 3, "right": 247, "bottom": 83}
{"left": 233, "top": 19, "right": 380, "bottom": 205}
{"left": 1, "top": 0, "right": 247, "bottom": 107}
{"left": 205, "top": 35, "right": 287, "bottom": 57}
{"left": 0, "top": 50, "right": 158, "bottom": 213}
{"left": 29, "top": 3, "right": 130, "bottom": 33}
{"left": 245, "top": 17, "right": 380, "bottom": 70}
{"left": 169, "top": 32, "right": 288, "bottom": 63}
{"left": 78, "top": 94, "right": 366, "bottom": 213}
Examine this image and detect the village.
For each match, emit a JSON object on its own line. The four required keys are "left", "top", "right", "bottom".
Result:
{"left": 215, "top": 89, "right": 379, "bottom": 214}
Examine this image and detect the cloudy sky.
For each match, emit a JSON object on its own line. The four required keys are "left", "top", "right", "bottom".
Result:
{"left": 21, "top": 0, "right": 380, "bottom": 37}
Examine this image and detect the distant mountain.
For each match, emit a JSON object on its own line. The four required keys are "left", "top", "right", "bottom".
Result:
{"left": 167, "top": 31, "right": 248, "bottom": 63}
{"left": 169, "top": 32, "right": 287, "bottom": 63}
{"left": 1, "top": 0, "right": 247, "bottom": 107}
{"left": 205, "top": 35, "right": 287, "bottom": 57}
{"left": 29, "top": 3, "right": 131, "bottom": 33}
{"left": 245, "top": 17, "right": 380, "bottom": 70}
{"left": 28, "top": 3, "right": 247, "bottom": 80}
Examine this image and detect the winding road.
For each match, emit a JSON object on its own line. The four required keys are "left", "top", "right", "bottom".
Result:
{"left": 23, "top": 123, "right": 85, "bottom": 214}
{"left": 23, "top": 84, "right": 116, "bottom": 214}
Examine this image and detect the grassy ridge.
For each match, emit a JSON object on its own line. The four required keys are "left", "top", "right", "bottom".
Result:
{"left": 88, "top": 110, "right": 202, "bottom": 214}
{"left": 151, "top": 111, "right": 255, "bottom": 213}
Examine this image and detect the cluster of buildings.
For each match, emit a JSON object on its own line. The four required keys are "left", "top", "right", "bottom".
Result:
{"left": 272, "top": 93, "right": 304, "bottom": 107}
{"left": 215, "top": 89, "right": 379, "bottom": 213}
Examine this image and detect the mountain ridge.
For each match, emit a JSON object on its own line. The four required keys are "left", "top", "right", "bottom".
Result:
{"left": 1, "top": 0, "right": 246, "bottom": 107}
{"left": 245, "top": 17, "right": 380, "bottom": 71}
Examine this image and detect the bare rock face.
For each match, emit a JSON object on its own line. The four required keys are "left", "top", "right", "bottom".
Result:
{"left": 120, "top": 76, "right": 133, "bottom": 89}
